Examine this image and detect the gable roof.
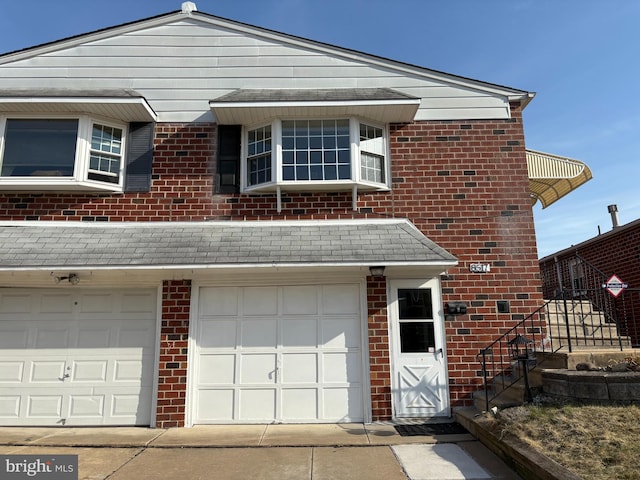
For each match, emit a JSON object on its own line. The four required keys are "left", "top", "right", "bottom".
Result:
{"left": 0, "top": 219, "right": 457, "bottom": 271}
{"left": 0, "top": 7, "right": 533, "bottom": 121}
{"left": 0, "top": 9, "right": 527, "bottom": 96}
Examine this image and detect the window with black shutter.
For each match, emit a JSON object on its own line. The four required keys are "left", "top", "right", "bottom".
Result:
{"left": 217, "top": 125, "right": 241, "bottom": 193}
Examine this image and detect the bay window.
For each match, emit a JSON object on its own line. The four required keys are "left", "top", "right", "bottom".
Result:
{"left": 244, "top": 118, "right": 389, "bottom": 192}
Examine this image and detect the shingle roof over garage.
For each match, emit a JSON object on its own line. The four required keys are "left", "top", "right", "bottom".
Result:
{"left": 0, "top": 219, "right": 456, "bottom": 270}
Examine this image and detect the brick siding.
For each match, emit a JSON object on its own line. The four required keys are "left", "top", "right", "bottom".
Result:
{"left": 367, "top": 275, "right": 392, "bottom": 420}
{"left": 157, "top": 280, "right": 191, "bottom": 428}
{"left": 2, "top": 102, "right": 544, "bottom": 417}
{"left": 539, "top": 222, "right": 640, "bottom": 345}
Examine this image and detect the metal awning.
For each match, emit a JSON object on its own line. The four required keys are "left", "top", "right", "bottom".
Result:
{"left": 527, "top": 149, "right": 592, "bottom": 208}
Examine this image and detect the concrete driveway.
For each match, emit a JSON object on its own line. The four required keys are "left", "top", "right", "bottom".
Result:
{"left": 0, "top": 424, "right": 522, "bottom": 480}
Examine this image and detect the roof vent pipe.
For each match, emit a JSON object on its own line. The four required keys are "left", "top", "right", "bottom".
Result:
{"left": 608, "top": 204, "right": 619, "bottom": 229}
{"left": 181, "top": 2, "right": 197, "bottom": 13}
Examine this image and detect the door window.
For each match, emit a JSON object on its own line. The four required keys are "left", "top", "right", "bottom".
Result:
{"left": 398, "top": 288, "right": 435, "bottom": 353}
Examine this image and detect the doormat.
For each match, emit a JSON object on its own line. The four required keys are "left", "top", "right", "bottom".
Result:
{"left": 394, "top": 422, "right": 468, "bottom": 437}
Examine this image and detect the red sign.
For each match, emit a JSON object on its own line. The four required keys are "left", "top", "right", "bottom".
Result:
{"left": 603, "top": 274, "right": 628, "bottom": 298}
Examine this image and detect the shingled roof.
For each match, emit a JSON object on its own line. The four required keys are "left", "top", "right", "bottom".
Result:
{"left": 0, "top": 219, "right": 456, "bottom": 270}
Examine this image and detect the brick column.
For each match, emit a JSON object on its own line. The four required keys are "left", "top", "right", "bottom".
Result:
{"left": 156, "top": 280, "right": 191, "bottom": 428}
{"left": 367, "top": 276, "right": 393, "bottom": 420}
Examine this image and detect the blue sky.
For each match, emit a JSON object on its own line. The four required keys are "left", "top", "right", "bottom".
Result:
{"left": 1, "top": 0, "right": 639, "bottom": 258}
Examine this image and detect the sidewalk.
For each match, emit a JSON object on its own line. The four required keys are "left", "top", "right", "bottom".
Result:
{"left": 0, "top": 423, "right": 522, "bottom": 479}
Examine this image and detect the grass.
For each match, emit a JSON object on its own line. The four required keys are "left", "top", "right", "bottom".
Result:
{"left": 494, "top": 401, "right": 640, "bottom": 480}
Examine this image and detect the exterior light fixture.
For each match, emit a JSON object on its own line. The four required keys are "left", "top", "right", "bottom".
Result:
{"left": 369, "top": 266, "right": 385, "bottom": 277}
{"left": 53, "top": 273, "right": 80, "bottom": 285}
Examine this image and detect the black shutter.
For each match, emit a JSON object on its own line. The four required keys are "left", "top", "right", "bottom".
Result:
{"left": 124, "top": 122, "right": 155, "bottom": 192}
{"left": 217, "top": 125, "right": 241, "bottom": 193}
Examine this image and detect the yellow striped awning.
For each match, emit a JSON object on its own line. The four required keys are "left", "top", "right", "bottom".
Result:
{"left": 526, "top": 149, "right": 592, "bottom": 209}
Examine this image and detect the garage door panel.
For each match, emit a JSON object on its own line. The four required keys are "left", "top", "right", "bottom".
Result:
{"left": 241, "top": 318, "right": 277, "bottom": 347}
{"left": 323, "top": 352, "right": 362, "bottom": 383}
{"left": 282, "top": 286, "right": 318, "bottom": 314}
{"left": 117, "top": 326, "right": 155, "bottom": 349}
{"left": 78, "top": 294, "right": 114, "bottom": 314}
{"left": 111, "top": 394, "right": 144, "bottom": 417}
{"left": 323, "top": 387, "right": 363, "bottom": 420}
{"left": 321, "top": 318, "right": 361, "bottom": 348}
{"left": 239, "top": 354, "right": 277, "bottom": 384}
{"left": 30, "top": 361, "right": 66, "bottom": 382}
{"left": 0, "top": 396, "right": 20, "bottom": 417}
{"left": 242, "top": 287, "right": 278, "bottom": 315}
{"left": 0, "top": 289, "right": 157, "bottom": 426}
{"left": 281, "top": 389, "right": 317, "bottom": 420}
{"left": 281, "top": 353, "right": 317, "bottom": 383}
{"left": 0, "top": 328, "right": 28, "bottom": 348}
{"left": 239, "top": 389, "right": 276, "bottom": 419}
{"left": 200, "top": 287, "right": 239, "bottom": 316}
{"left": 113, "top": 359, "right": 149, "bottom": 383}
{"left": 0, "top": 294, "right": 32, "bottom": 314}
{"left": 72, "top": 361, "right": 107, "bottom": 382}
{"left": 322, "top": 285, "right": 359, "bottom": 314}
{"left": 281, "top": 318, "right": 317, "bottom": 347}
{"left": 198, "top": 354, "right": 236, "bottom": 384}
{"left": 28, "top": 396, "right": 63, "bottom": 417}
{"left": 0, "top": 361, "right": 24, "bottom": 382}
{"left": 200, "top": 319, "right": 236, "bottom": 348}
{"left": 38, "top": 294, "right": 74, "bottom": 314}
{"left": 194, "top": 284, "right": 364, "bottom": 424}
{"left": 35, "top": 328, "right": 71, "bottom": 349}
{"left": 78, "top": 328, "right": 111, "bottom": 348}
{"left": 197, "top": 389, "right": 235, "bottom": 421}
{"left": 68, "top": 395, "right": 105, "bottom": 418}
{"left": 121, "top": 293, "right": 157, "bottom": 313}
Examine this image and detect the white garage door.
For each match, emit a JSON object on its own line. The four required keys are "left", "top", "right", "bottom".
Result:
{"left": 0, "top": 289, "right": 157, "bottom": 426}
{"left": 193, "top": 284, "right": 364, "bottom": 423}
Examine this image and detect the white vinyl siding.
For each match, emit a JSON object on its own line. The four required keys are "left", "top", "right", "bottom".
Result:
{"left": 0, "top": 19, "right": 514, "bottom": 123}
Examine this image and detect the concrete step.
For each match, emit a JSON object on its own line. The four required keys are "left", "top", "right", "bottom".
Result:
{"left": 473, "top": 382, "right": 531, "bottom": 411}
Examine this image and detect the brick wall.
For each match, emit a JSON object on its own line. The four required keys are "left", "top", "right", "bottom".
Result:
{"left": 1, "top": 102, "right": 544, "bottom": 412}
{"left": 382, "top": 104, "right": 544, "bottom": 407}
{"left": 367, "top": 275, "right": 392, "bottom": 420}
{"left": 539, "top": 222, "right": 640, "bottom": 345}
{"left": 157, "top": 280, "right": 191, "bottom": 428}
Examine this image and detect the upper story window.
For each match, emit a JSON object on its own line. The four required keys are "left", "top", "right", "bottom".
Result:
{"left": 0, "top": 115, "right": 126, "bottom": 191}
{"left": 243, "top": 118, "right": 389, "bottom": 192}
{"left": 210, "top": 88, "right": 421, "bottom": 196}
{"left": 0, "top": 89, "right": 157, "bottom": 193}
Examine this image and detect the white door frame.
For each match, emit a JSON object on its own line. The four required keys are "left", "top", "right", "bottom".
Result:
{"left": 388, "top": 277, "right": 450, "bottom": 419}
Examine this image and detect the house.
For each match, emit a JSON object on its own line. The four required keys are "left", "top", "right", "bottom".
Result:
{"left": 539, "top": 205, "right": 640, "bottom": 347}
{"left": 0, "top": 3, "right": 588, "bottom": 428}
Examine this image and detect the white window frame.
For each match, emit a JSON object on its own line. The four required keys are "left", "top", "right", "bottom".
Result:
{"left": 241, "top": 117, "right": 391, "bottom": 193}
{"left": 0, "top": 114, "right": 127, "bottom": 192}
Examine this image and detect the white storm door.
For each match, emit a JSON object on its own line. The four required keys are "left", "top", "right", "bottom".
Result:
{"left": 389, "top": 279, "right": 449, "bottom": 418}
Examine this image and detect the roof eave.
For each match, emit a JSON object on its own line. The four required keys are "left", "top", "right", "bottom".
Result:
{"left": 0, "top": 94, "right": 158, "bottom": 122}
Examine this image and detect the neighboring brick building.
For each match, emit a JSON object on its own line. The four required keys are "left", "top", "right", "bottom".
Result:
{"left": 0, "top": 3, "right": 563, "bottom": 428}
{"left": 539, "top": 207, "right": 640, "bottom": 347}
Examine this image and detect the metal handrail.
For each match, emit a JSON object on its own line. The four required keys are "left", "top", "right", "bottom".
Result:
{"left": 478, "top": 299, "right": 555, "bottom": 412}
